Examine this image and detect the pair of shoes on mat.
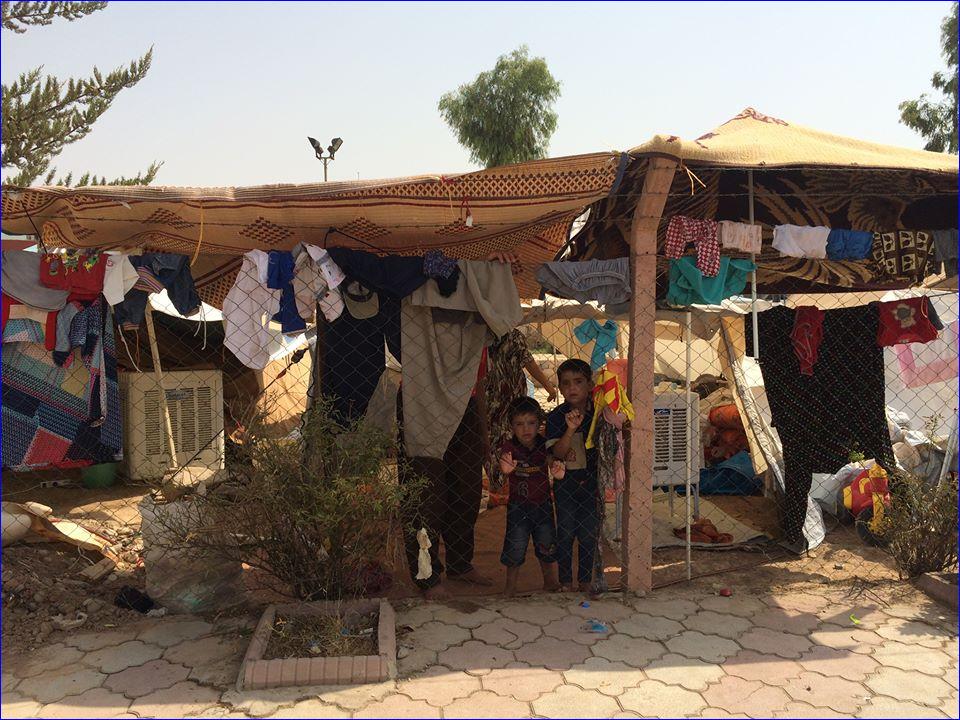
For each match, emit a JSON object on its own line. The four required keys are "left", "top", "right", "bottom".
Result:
{"left": 673, "top": 517, "right": 733, "bottom": 544}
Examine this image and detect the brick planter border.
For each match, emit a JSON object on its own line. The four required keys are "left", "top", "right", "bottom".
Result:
{"left": 237, "top": 598, "right": 396, "bottom": 690}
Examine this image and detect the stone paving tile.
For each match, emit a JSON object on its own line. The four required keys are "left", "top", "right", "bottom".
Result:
{"left": 870, "top": 641, "right": 953, "bottom": 676}
{"left": 64, "top": 629, "right": 141, "bottom": 653}
{"left": 33, "top": 688, "right": 132, "bottom": 718}
{"left": 945, "top": 666, "right": 959, "bottom": 691}
{"left": 429, "top": 604, "right": 502, "bottom": 629}
{"left": 499, "top": 602, "right": 569, "bottom": 626}
{"left": 821, "top": 605, "right": 889, "bottom": 631}
{"left": 104, "top": 659, "right": 191, "bottom": 698}
{"left": 665, "top": 631, "right": 739, "bottom": 664}
{"left": 856, "top": 696, "right": 950, "bottom": 718}
{"left": 569, "top": 599, "right": 635, "bottom": 623}
{"left": 563, "top": 658, "right": 645, "bottom": 697}
{"left": 531, "top": 683, "right": 620, "bottom": 718}
{"left": 83, "top": 641, "right": 164, "bottom": 674}
{"left": 480, "top": 663, "right": 564, "bottom": 701}
{"left": 875, "top": 619, "right": 956, "bottom": 650}
{"left": 513, "top": 636, "right": 592, "bottom": 670}
{"left": 642, "top": 653, "right": 725, "bottom": 691}
{"left": 540, "top": 615, "right": 606, "bottom": 645}
{"left": 315, "top": 681, "right": 396, "bottom": 711}
{"left": 405, "top": 621, "right": 471, "bottom": 652}
{"left": 939, "top": 690, "right": 959, "bottom": 718}
{"left": 681, "top": 611, "right": 752, "bottom": 640}
{"left": 444, "top": 689, "right": 530, "bottom": 718}
{"left": 395, "top": 604, "right": 436, "bottom": 629}
{"left": 782, "top": 671, "right": 869, "bottom": 714}
{"left": 188, "top": 654, "right": 243, "bottom": 688}
{"left": 619, "top": 679, "right": 708, "bottom": 716}
{"left": 797, "top": 644, "right": 880, "bottom": 682}
{"left": 270, "top": 699, "right": 352, "bottom": 718}
{"left": 739, "top": 627, "right": 813, "bottom": 659}
{"left": 752, "top": 608, "right": 822, "bottom": 636}
{"left": 437, "top": 640, "right": 515, "bottom": 675}
{"left": 591, "top": 634, "right": 666, "bottom": 668}
{"left": 2, "top": 673, "right": 20, "bottom": 692}
{"left": 628, "top": 597, "right": 700, "bottom": 621}
{"left": 137, "top": 619, "right": 214, "bottom": 648}
{"left": 612, "top": 713, "right": 643, "bottom": 718}
{"left": 809, "top": 623, "right": 885, "bottom": 654}
{"left": 128, "top": 681, "right": 222, "bottom": 717}
{"left": 723, "top": 650, "right": 803, "bottom": 686}
{"left": 397, "top": 666, "right": 480, "bottom": 707}
{"left": 353, "top": 693, "right": 441, "bottom": 718}
{"left": 2, "top": 693, "right": 43, "bottom": 719}
{"left": 614, "top": 613, "right": 685, "bottom": 642}
{"left": 772, "top": 701, "right": 848, "bottom": 718}
{"left": 473, "top": 617, "right": 542, "bottom": 649}
{"left": 163, "top": 635, "right": 245, "bottom": 671}
{"left": 17, "top": 666, "right": 107, "bottom": 704}
{"left": 699, "top": 594, "right": 767, "bottom": 618}
{"left": 398, "top": 647, "right": 437, "bottom": 676}
{"left": 701, "top": 675, "right": 792, "bottom": 716}
{"left": 192, "top": 707, "right": 249, "bottom": 718}
{"left": 219, "top": 687, "right": 312, "bottom": 716}
{"left": 865, "top": 667, "right": 954, "bottom": 706}
{"left": 765, "top": 592, "right": 831, "bottom": 614}
{"left": 882, "top": 603, "right": 953, "bottom": 623}
{"left": 691, "top": 709, "right": 750, "bottom": 719}
{"left": 12, "top": 643, "right": 85, "bottom": 678}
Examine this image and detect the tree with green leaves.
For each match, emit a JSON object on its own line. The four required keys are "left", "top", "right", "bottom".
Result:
{"left": 1, "top": 1, "right": 161, "bottom": 187}
{"left": 899, "top": 1, "right": 958, "bottom": 153}
{"left": 438, "top": 45, "right": 561, "bottom": 168}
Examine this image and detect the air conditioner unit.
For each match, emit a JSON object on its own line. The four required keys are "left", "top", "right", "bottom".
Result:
{"left": 653, "top": 389, "right": 701, "bottom": 515}
{"left": 120, "top": 370, "right": 225, "bottom": 480}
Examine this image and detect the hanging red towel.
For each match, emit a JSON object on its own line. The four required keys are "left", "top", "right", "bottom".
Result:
{"left": 877, "top": 296, "right": 940, "bottom": 346}
{"left": 790, "top": 306, "right": 825, "bottom": 375}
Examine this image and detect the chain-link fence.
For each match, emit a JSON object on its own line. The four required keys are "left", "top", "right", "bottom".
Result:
{"left": 4, "top": 240, "right": 956, "bottom": 649}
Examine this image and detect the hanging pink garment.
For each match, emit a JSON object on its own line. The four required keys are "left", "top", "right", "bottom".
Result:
{"left": 894, "top": 320, "right": 958, "bottom": 388}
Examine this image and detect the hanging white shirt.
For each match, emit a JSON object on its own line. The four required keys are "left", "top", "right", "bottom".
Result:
{"left": 222, "top": 249, "right": 281, "bottom": 370}
{"left": 102, "top": 252, "right": 139, "bottom": 306}
{"left": 772, "top": 225, "right": 830, "bottom": 259}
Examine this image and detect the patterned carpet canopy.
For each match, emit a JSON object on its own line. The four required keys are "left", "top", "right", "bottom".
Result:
{"left": 1, "top": 153, "right": 627, "bottom": 305}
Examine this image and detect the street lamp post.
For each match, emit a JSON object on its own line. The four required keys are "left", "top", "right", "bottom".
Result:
{"left": 307, "top": 136, "right": 343, "bottom": 181}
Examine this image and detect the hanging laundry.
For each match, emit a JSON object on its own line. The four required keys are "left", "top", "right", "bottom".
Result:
{"left": 790, "top": 306, "right": 825, "bottom": 376}
{"left": 536, "top": 258, "right": 630, "bottom": 314}
{"left": 39, "top": 250, "right": 107, "bottom": 301}
{"left": 666, "top": 216, "right": 721, "bottom": 276}
{"left": 930, "top": 229, "right": 958, "bottom": 278}
{"left": 877, "top": 296, "right": 941, "bottom": 346}
{"left": 318, "top": 250, "right": 421, "bottom": 426}
{"left": 718, "top": 221, "right": 762, "bottom": 254}
{"left": 2, "top": 300, "right": 122, "bottom": 471}
{"left": 825, "top": 229, "right": 874, "bottom": 261}
{"left": 402, "top": 260, "right": 522, "bottom": 459}
{"left": 266, "top": 250, "right": 306, "bottom": 335}
{"left": 115, "top": 253, "right": 200, "bottom": 330}
{"left": 222, "top": 250, "right": 281, "bottom": 370}
{"left": 53, "top": 299, "right": 112, "bottom": 425}
{"left": 573, "top": 318, "right": 618, "bottom": 371}
{"left": 102, "top": 253, "right": 139, "bottom": 306}
{"left": 666, "top": 256, "right": 755, "bottom": 307}
{"left": 586, "top": 367, "right": 634, "bottom": 449}
{"left": 1, "top": 251, "right": 69, "bottom": 311}
{"left": 871, "top": 230, "right": 932, "bottom": 284}
{"left": 894, "top": 320, "right": 959, "bottom": 388}
{"left": 291, "top": 244, "right": 345, "bottom": 322}
{"left": 1, "top": 294, "right": 58, "bottom": 349}
{"left": 595, "top": 405, "right": 626, "bottom": 495}
{"left": 423, "top": 249, "right": 461, "bottom": 297}
{"left": 746, "top": 305, "right": 895, "bottom": 545}
{"left": 772, "top": 225, "right": 830, "bottom": 259}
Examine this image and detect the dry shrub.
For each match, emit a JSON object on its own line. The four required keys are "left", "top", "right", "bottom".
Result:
{"left": 884, "top": 472, "right": 959, "bottom": 578}
{"left": 151, "top": 396, "right": 424, "bottom": 601}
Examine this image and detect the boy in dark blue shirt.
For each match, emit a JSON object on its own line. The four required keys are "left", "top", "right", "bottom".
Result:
{"left": 545, "top": 359, "right": 599, "bottom": 592}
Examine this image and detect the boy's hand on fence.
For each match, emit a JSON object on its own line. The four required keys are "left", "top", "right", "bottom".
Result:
{"left": 545, "top": 383, "right": 558, "bottom": 403}
{"left": 548, "top": 459, "right": 566, "bottom": 481}
{"left": 499, "top": 451, "right": 518, "bottom": 475}
{"left": 565, "top": 409, "right": 583, "bottom": 432}
{"left": 486, "top": 251, "right": 522, "bottom": 275}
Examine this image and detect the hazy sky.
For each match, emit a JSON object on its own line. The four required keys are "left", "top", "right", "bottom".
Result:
{"left": 1, "top": 1, "right": 952, "bottom": 187}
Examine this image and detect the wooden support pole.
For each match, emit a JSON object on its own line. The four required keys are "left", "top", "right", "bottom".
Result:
{"left": 144, "top": 303, "right": 180, "bottom": 469}
{"left": 622, "top": 156, "right": 677, "bottom": 595}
